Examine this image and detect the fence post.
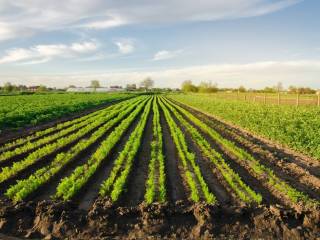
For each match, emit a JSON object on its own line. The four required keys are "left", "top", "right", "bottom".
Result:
{"left": 244, "top": 94, "right": 246, "bottom": 101}
{"left": 277, "top": 92, "right": 280, "bottom": 105}
{"left": 296, "top": 93, "right": 300, "bottom": 107}
{"left": 318, "top": 94, "right": 320, "bottom": 107}
{"left": 264, "top": 93, "right": 267, "bottom": 104}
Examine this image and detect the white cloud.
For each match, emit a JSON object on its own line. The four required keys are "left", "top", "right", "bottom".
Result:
{"left": 1, "top": 60, "right": 319, "bottom": 89}
{"left": 0, "top": 1, "right": 301, "bottom": 40}
{"left": 0, "top": 41, "right": 98, "bottom": 64}
{"left": 153, "top": 50, "right": 183, "bottom": 61}
{"left": 114, "top": 39, "right": 135, "bottom": 54}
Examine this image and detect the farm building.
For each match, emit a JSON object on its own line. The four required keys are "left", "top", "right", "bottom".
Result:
{"left": 66, "top": 87, "right": 123, "bottom": 92}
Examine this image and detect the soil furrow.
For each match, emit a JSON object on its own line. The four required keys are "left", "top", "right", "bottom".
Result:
{"left": 76, "top": 111, "right": 143, "bottom": 210}
{"left": 172, "top": 101, "right": 320, "bottom": 200}
{"left": 173, "top": 100, "right": 320, "bottom": 178}
{"left": 0, "top": 112, "right": 122, "bottom": 195}
{"left": 159, "top": 109, "right": 187, "bottom": 202}
{"left": 168, "top": 103, "right": 281, "bottom": 206}
{"left": 118, "top": 111, "right": 153, "bottom": 206}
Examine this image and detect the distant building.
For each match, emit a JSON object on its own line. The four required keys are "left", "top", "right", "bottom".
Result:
{"left": 28, "top": 86, "right": 40, "bottom": 92}
{"left": 66, "top": 87, "right": 123, "bottom": 93}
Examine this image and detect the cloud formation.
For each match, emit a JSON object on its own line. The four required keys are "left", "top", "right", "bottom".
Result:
{"left": 114, "top": 39, "right": 135, "bottom": 54}
{"left": 0, "top": 1, "right": 301, "bottom": 40}
{"left": 153, "top": 50, "right": 183, "bottom": 61}
{"left": 0, "top": 41, "right": 98, "bottom": 64}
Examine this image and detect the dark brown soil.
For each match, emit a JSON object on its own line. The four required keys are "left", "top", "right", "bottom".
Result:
{"left": 160, "top": 109, "right": 187, "bottom": 202}
{"left": 0, "top": 198, "right": 319, "bottom": 240}
{"left": 118, "top": 111, "right": 153, "bottom": 206}
{"left": 76, "top": 110, "right": 143, "bottom": 210}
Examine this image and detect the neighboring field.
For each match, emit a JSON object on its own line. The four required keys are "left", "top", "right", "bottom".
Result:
{"left": 0, "top": 95, "right": 319, "bottom": 239}
{"left": 169, "top": 93, "right": 320, "bottom": 161}
{"left": 0, "top": 92, "right": 133, "bottom": 132}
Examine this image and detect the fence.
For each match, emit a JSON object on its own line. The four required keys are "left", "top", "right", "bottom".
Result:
{"left": 210, "top": 92, "right": 320, "bottom": 106}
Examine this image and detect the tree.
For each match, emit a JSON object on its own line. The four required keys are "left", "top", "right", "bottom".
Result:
{"left": 181, "top": 80, "right": 198, "bottom": 92}
{"left": 198, "top": 81, "right": 218, "bottom": 93}
{"left": 238, "top": 86, "right": 246, "bottom": 92}
{"left": 37, "top": 85, "right": 47, "bottom": 92}
{"left": 140, "top": 77, "right": 154, "bottom": 90}
{"left": 90, "top": 80, "right": 101, "bottom": 91}
{"left": 3, "top": 82, "right": 14, "bottom": 92}
{"left": 126, "top": 84, "right": 137, "bottom": 91}
{"left": 68, "top": 85, "right": 76, "bottom": 88}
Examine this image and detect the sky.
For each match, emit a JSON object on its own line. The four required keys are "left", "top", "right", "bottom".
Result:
{"left": 0, "top": 0, "right": 319, "bottom": 89}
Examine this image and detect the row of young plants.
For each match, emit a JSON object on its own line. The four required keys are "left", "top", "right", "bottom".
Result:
{"left": 166, "top": 99, "right": 319, "bottom": 207}
{"left": 55, "top": 97, "right": 151, "bottom": 201}
{"left": 158, "top": 98, "right": 216, "bottom": 203}
{"left": 167, "top": 94, "right": 320, "bottom": 161}
{"left": 161, "top": 97, "right": 262, "bottom": 204}
{"left": 0, "top": 97, "right": 135, "bottom": 153}
{"left": 144, "top": 97, "right": 166, "bottom": 204}
{"left": 0, "top": 103, "right": 121, "bottom": 163}
{"left": 4, "top": 98, "right": 145, "bottom": 202}
{"left": 0, "top": 98, "right": 144, "bottom": 184}
{"left": 0, "top": 92, "right": 133, "bottom": 131}
{"left": 99, "top": 98, "right": 153, "bottom": 201}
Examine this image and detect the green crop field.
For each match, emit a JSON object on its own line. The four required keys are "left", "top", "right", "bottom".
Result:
{"left": 169, "top": 93, "right": 320, "bottom": 161}
{"left": 0, "top": 93, "right": 133, "bottom": 132}
{"left": 0, "top": 94, "right": 319, "bottom": 239}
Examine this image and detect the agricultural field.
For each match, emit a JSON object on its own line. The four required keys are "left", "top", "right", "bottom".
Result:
{"left": 169, "top": 93, "right": 320, "bottom": 161}
{"left": 0, "top": 95, "right": 319, "bottom": 239}
{"left": 0, "top": 92, "right": 133, "bottom": 133}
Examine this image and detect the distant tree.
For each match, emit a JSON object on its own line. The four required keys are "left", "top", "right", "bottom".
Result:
{"left": 181, "top": 80, "right": 198, "bottom": 92}
{"left": 238, "top": 86, "right": 246, "bottom": 93}
{"left": 3, "top": 82, "right": 14, "bottom": 92}
{"left": 263, "top": 86, "right": 276, "bottom": 93}
{"left": 37, "top": 85, "right": 47, "bottom": 92}
{"left": 140, "top": 77, "right": 154, "bottom": 90}
{"left": 90, "top": 80, "right": 101, "bottom": 91}
{"left": 198, "top": 81, "right": 218, "bottom": 93}
{"left": 126, "top": 84, "right": 137, "bottom": 91}
{"left": 68, "top": 85, "right": 76, "bottom": 88}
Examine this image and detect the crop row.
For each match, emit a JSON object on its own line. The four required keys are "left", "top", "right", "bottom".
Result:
{"left": 99, "top": 97, "right": 153, "bottom": 201}
{"left": 0, "top": 93, "right": 134, "bottom": 131}
{"left": 168, "top": 94, "right": 320, "bottom": 161}
{"left": 158, "top": 98, "right": 216, "bottom": 203}
{"left": 0, "top": 97, "right": 144, "bottom": 184}
{"left": 0, "top": 96, "right": 136, "bottom": 153}
{"left": 0, "top": 100, "right": 130, "bottom": 163}
{"left": 4, "top": 97, "right": 145, "bottom": 202}
{"left": 55, "top": 97, "right": 151, "bottom": 200}
{"left": 144, "top": 97, "right": 166, "bottom": 203}
{"left": 165, "top": 98, "right": 319, "bottom": 207}
{"left": 161, "top": 97, "right": 262, "bottom": 204}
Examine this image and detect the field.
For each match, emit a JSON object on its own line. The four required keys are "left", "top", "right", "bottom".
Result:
{"left": 170, "top": 93, "right": 320, "bottom": 161}
{"left": 0, "top": 92, "right": 133, "bottom": 133}
{"left": 0, "top": 95, "right": 319, "bottom": 239}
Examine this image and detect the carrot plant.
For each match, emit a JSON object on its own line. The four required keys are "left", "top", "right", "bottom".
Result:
{"left": 99, "top": 97, "right": 153, "bottom": 201}
{"left": 166, "top": 97, "right": 319, "bottom": 207}
{"left": 55, "top": 97, "right": 151, "bottom": 201}
{"left": 5, "top": 98, "right": 144, "bottom": 202}
{"left": 161, "top": 97, "right": 262, "bottom": 204}
{"left": 159, "top": 98, "right": 216, "bottom": 204}
{"left": 144, "top": 97, "right": 166, "bottom": 204}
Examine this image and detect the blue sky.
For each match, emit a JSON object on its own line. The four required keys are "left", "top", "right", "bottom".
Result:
{"left": 0, "top": 0, "right": 319, "bottom": 89}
